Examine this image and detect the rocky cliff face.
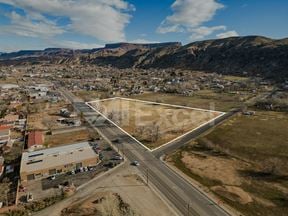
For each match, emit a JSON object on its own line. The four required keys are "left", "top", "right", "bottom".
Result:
{"left": 1, "top": 37, "right": 287, "bottom": 81}
{"left": 135, "top": 36, "right": 288, "bottom": 81}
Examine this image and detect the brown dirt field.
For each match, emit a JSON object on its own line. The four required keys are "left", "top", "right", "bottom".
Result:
{"left": 45, "top": 130, "right": 90, "bottom": 147}
{"left": 74, "top": 90, "right": 108, "bottom": 102}
{"left": 200, "top": 111, "right": 288, "bottom": 166}
{"left": 168, "top": 146, "right": 288, "bottom": 216}
{"left": 61, "top": 191, "right": 134, "bottom": 216}
{"left": 180, "top": 152, "right": 248, "bottom": 186}
{"left": 27, "top": 102, "right": 71, "bottom": 130}
{"left": 91, "top": 98, "right": 221, "bottom": 149}
{"left": 57, "top": 165, "right": 175, "bottom": 216}
{"left": 211, "top": 185, "right": 253, "bottom": 204}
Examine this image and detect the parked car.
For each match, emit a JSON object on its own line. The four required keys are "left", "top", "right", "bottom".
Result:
{"left": 68, "top": 170, "right": 75, "bottom": 175}
{"left": 48, "top": 175, "right": 56, "bottom": 180}
{"left": 26, "top": 193, "right": 33, "bottom": 202}
{"left": 88, "top": 166, "right": 95, "bottom": 171}
{"left": 105, "top": 161, "right": 117, "bottom": 168}
{"left": 112, "top": 155, "right": 123, "bottom": 160}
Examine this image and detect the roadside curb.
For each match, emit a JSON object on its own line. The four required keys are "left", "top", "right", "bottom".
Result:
{"left": 136, "top": 168, "right": 181, "bottom": 216}
{"left": 76, "top": 160, "right": 126, "bottom": 191}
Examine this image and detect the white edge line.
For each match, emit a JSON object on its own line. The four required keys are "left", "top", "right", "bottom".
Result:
{"left": 87, "top": 97, "right": 226, "bottom": 152}
{"left": 85, "top": 102, "right": 152, "bottom": 152}
{"left": 152, "top": 112, "right": 226, "bottom": 152}
{"left": 89, "top": 97, "right": 225, "bottom": 115}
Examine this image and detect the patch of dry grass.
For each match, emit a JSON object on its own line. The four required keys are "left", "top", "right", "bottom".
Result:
{"left": 91, "top": 98, "right": 221, "bottom": 149}
{"left": 45, "top": 130, "right": 90, "bottom": 147}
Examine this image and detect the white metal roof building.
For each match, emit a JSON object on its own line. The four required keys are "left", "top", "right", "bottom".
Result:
{"left": 20, "top": 142, "right": 99, "bottom": 183}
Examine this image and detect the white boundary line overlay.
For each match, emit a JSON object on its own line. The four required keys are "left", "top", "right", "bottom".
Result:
{"left": 86, "top": 101, "right": 152, "bottom": 152}
{"left": 86, "top": 97, "right": 226, "bottom": 152}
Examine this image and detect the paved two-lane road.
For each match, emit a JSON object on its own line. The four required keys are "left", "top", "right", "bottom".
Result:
{"left": 60, "top": 89, "right": 233, "bottom": 216}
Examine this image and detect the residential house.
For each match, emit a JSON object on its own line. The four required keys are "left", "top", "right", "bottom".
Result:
{"left": 0, "top": 156, "right": 4, "bottom": 178}
{"left": 0, "top": 114, "right": 19, "bottom": 125}
{"left": 0, "top": 125, "right": 11, "bottom": 146}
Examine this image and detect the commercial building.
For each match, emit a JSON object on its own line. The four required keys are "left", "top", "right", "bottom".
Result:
{"left": 20, "top": 142, "right": 99, "bottom": 184}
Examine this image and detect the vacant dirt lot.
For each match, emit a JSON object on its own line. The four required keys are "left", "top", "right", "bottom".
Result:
{"left": 45, "top": 129, "right": 91, "bottom": 147}
{"left": 61, "top": 191, "right": 135, "bottom": 216}
{"left": 167, "top": 110, "right": 288, "bottom": 216}
{"left": 27, "top": 101, "right": 71, "bottom": 130}
{"left": 90, "top": 98, "right": 222, "bottom": 149}
{"left": 202, "top": 111, "right": 288, "bottom": 163}
{"left": 60, "top": 169, "right": 175, "bottom": 216}
{"left": 74, "top": 90, "right": 109, "bottom": 102}
{"left": 129, "top": 90, "right": 253, "bottom": 112}
{"left": 32, "top": 164, "right": 174, "bottom": 216}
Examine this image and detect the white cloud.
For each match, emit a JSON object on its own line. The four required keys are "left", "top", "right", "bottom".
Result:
{"left": 0, "top": 43, "right": 43, "bottom": 53}
{"left": 48, "top": 40, "right": 104, "bottom": 50}
{"left": 0, "top": 39, "right": 104, "bottom": 52}
{"left": 0, "top": 11, "right": 64, "bottom": 38}
{"left": 157, "top": 23, "right": 185, "bottom": 34}
{"left": 129, "top": 39, "right": 160, "bottom": 44}
{"left": 157, "top": 0, "right": 224, "bottom": 34}
{"left": 189, "top": 25, "right": 226, "bottom": 40}
{"left": 0, "top": 0, "right": 133, "bottom": 42}
{"left": 157, "top": 0, "right": 239, "bottom": 41}
{"left": 217, "top": 30, "right": 239, "bottom": 39}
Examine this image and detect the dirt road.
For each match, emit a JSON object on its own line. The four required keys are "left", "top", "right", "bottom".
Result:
{"left": 33, "top": 163, "right": 175, "bottom": 216}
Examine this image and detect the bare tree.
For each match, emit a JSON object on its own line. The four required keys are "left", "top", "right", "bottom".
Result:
{"left": 137, "top": 122, "right": 160, "bottom": 143}
{"left": 151, "top": 122, "right": 160, "bottom": 142}
{"left": 107, "top": 110, "right": 122, "bottom": 124}
{"left": 42, "top": 118, "right": 55, "bottom": 133}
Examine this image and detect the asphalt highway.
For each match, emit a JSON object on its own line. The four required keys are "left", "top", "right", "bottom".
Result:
{"left": 60, "top": 89, "right": 232, "bottom": 216}
{"left": 153, "top": 108, "right": 240, "bottom": 158}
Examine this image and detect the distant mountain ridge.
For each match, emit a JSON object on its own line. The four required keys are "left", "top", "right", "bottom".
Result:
{"left": 0, "top": 36, "right": 287, "bottom": 81}
{"left": 104, "top": 42, "right": 181, "bottom": 49}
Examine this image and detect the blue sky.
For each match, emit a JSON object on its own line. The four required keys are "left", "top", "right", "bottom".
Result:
{"left": 0, "top": 0, "right": 287, "bottom": 52}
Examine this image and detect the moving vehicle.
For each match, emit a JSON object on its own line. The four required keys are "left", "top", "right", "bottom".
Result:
{"left": 131, "top": 160, "right": 140, "bottom": 166}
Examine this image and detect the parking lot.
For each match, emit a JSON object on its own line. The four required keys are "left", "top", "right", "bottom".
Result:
{"left": 19, "top": 138, "right": 124, "bottom": 201}
{"left": 41, "top": 165, "right": 106, "bottom": 190}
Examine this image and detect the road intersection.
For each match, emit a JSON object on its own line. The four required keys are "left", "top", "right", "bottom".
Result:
{"left": 60, "top": 89, "right": 234, "bottom": 216}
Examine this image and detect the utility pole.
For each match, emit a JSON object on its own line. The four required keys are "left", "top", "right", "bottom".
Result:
{"left": 187, "top": 203, "right": 190, "bottom": 216}
{"left": 146, "top": 169, "right": 149, "bottom": 186}
{"left": 5, "top": 190, "right": 9, "bottom": 207}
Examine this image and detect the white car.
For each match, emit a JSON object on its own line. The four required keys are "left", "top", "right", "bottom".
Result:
{"left": 113, "top": 155, "right": 123, "bottom": 160}
{"left": 26, "top": 193, "right": 33, "bottom": 202}
{"left": 48, "top": 175, "right": 56, "bottom": 180}
{"left": 131, "top": 160, "right": 140, "bottom": 166}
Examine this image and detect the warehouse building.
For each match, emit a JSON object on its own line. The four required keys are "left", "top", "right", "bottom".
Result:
{"left": 20, "top": 142, "right": 99, "bottom": 184}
